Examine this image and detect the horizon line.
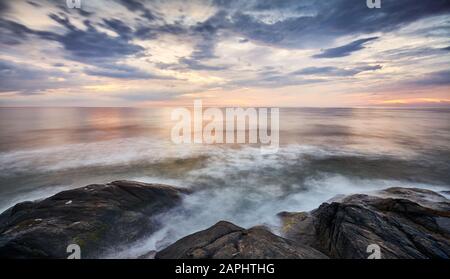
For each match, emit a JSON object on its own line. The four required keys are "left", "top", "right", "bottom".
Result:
{"left": 0, "top": 105, "right": 449, "bottom": 109}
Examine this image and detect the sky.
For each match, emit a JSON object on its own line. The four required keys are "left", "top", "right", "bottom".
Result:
{"left": 0, "top": 0, "right": 449, "bottom": 107}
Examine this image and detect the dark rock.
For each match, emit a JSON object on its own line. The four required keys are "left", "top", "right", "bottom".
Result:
{"left": 279, "top": 187, "right": 450, "bottom": 259}
{"left": 155, "top": 221, "right": 328, "bottom": 259}
{"left": 0, "top": 180, "right": 189, "bottom": 258}
{"left": 137, "top": 250, "right": 157, "bottom": 259}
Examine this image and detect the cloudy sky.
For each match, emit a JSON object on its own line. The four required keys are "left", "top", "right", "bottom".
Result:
{"left": 0, "top": 0, "right": 449, "bottom": 107}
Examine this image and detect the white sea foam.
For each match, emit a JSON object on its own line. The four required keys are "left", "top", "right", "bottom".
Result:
{"left": 106, "top": 174, "right": 449, "bottom": 258}
{"left": 0, "top": 184, "right": 74, "bottom": 212}
{"left": 0, "top": 135, "right": 418, "bottom": 177}
{"left": 1, "top": 136, "right": 448, "bottom": 259}
{"left": 0, "top": 137, "right": 198, "bottom": 174}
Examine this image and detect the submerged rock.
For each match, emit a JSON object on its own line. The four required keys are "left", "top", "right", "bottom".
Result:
{"left": 0, "top": 181, "right": 189, "bottom": 258}
{"left": 278, "top": 187, "right": 450, "bottom": 259}
{"left": 155, "top": 221, "right": 328, "bottom": 259}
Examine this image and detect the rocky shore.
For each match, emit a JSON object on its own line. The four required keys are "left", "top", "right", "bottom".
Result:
{"left": 0, "top": 181, "right": 449, "bottom": 259}
{"left": 0, "top": 181, "right": 190, "bottom": 258}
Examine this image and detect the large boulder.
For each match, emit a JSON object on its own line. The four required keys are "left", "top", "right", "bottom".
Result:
{"left": 155, "top": 221, "right": 328, "bottom": 259}
{"left": 0, "top": 180, "right": 189, "bottom": 258}
{"left": 278, "top": 187, "right": 450, "bottom": 259}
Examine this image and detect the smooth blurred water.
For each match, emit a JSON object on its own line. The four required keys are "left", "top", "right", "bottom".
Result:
{"left": 0, "top": 107, "right": 449, "bottom": 257}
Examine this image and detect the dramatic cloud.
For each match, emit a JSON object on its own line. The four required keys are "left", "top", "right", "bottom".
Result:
{"left": 293, "top": 65, "right": 382, "bottom": 76}
{"left": 101, "top": 18, "right": 133, "bottom": 39}
{"left": 0, "top": 1, "right": 9, "bottom": 14}
{"left": 413, "top": 70, "right": 450, "bottom": 87}
{"left": 0, "top": 59, "right": 74, "bottom": 94}
{"left": 47, "top": 14, "right": 144, "bottom": 62}
{"left": 0, "top": 19, "right": 30, "bottom": 45}
{"left": 213, "top": 0, "right": 450, "bottom": 48}
{"left": 313, "top": 37, "right": 379, "bottom": 58}
{"left": 116, "top": 0, "right": 158, "bottom": 21}
{"left": 0, "top": 0, "right": 449, "bottom": 106}
{"left": 84, "top": 63, "right": 174, "bottom": 80}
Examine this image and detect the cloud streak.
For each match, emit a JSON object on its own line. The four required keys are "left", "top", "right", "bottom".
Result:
{"left": 293, "top": 65, "right": 382, "bottom": 76}
{"left": 313, "top": 37, "right": 379, "bottom": 58}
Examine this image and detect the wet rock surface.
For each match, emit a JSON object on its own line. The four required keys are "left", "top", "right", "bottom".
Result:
{"left": 278, "top": 187, "right": 450, "bottom": 259}
{"left": 0, "top": 180, "right": 189, "bottom": 258}
{"left": 155, "top": 221, "right": 328, "bottom": 259}
{"left": 1, "top": 183, "right": 449, "bottom": 259}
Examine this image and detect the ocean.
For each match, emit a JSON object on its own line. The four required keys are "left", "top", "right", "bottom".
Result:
{"left": 0, "top": 107, "right": 449, "bottom": 257}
